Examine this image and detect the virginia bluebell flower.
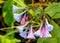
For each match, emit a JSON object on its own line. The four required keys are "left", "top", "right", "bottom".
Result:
{"left": 45, "top": 18, "right": 53, "bottom": 32}
{"left": 16, "top": 22, "right": 29, "bottom": 33}
{"left": 13, "top": 5, "right": 25, "bottom": 13}
{"left": 34, "top": 24, "right": 43, "bottom": 37}
{"left": 13, "top": 10, "right": 27, "bottom": 22}
{"left": 27, "top": 25, "right": 35, "bottom": 39}
{"left": 20, "top": 27, "right": 28, "bottom": 39}
{"left": 34, "top": 19, "right": 53, "bottom": 37}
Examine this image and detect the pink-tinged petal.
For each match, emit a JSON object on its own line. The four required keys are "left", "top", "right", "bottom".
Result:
{"left": 25, "top": 16, "right": 28, "bottom": 20}
{"left": 32, "top": 29, "right": 35, "bottom": 33}
{"left": 14, "top": 10, "right": 27, "bottom": 23}
{"left": 20, "top": 17, "right": 25, "bottom": 25}
{"left": 27, "top": 25, "right": 35, "bottom": 39}
{"left": 20, "top": 14, "right": 26, "bottom": 25}
{"left": 41, "top": 26, "right": 46, "bottom": 37}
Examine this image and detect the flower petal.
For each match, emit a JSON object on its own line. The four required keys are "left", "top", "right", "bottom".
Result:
{"left": 14, "top": 13, "right": 23, "bottom": 22}
{"left": 16, "top": 25, "right": 24, "bottom": 33}
{"left": 13, "top": 5, "right": 19, "bottom": 13}
{"left": 34, "top": 24, "right": 43, "bottom": 37}
{"left": 34, "top": 30, "right": 42, "bottom": 37}
{"left": 25, "top": 16, "right": 28, "bottom": 20}
{"left": 46, "top": 24, "right": 53, "bottom": 31}
{"left": 41, "top": 25, "right": 46, "bottom": 37}
{"left": 45, "top": 18, "right": 53, "bottom": 31}
{"left": 27, "top": 25, "right": 35, "bottom": 39}
{"left": 20, "top": 27, "right": 28, "bottom": 39}
{"left": 13, "top": 5, "right": 25, "bottom": 13}
{"left": 43, "top": 31, "right": 52, "bottom": 37}
{"left": 20, "top": 14, "right": 26, "bottom": 25}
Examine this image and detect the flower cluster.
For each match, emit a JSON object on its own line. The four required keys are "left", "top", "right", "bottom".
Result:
{"left": 13, "top": 5, "right": 53, "bottom": 39}
{"left": 13, "top": 5, "right": 28, "bottom": 25}
{"left": 34, "top": 18, "right": 53, "bottom": 37}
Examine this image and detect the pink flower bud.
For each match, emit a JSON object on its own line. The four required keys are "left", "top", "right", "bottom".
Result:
{"left": 25, "top": 16, "right": 28, "bottom": 20}
{"left": 41, "top": 26, "right": 46, "bottom": 37}
{"left": 20, "top": 14, "right": 26, "bottom": 25}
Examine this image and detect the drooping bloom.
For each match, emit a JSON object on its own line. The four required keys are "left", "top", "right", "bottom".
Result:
{"left": 34, "top": 19, "right": 53, "bottom": 37}
{"left": 45, "top": 18, "right": 53, "bottom": 32}
{"left": 20, "top": 27, "right": 28, "bottom": 39}
{"left": 13, "top": 10, "right": 27, "bottom": 22}
{"left": 16, "top": 22, "right": 29, "bottom": 33}
{"left": 13, "top": 5, "right": 27, "bottom": 23}
{"left": 27, "top": 25, "right": 35, "bottom": 39}
{"left": 13, "top": 5, "right": 25, "bottom": 13}
{"left": 13, "top": 5, "right": 19, "bottom": 13}
{"left": 34, "top": 24, "right": 43, "bottom": 37}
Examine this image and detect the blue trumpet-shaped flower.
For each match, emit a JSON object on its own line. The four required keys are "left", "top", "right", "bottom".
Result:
{"left": 20, "top": 27, "right": 28, "bottom": 39}
{"left": 27, "top": 25, "right": 35, "bottom": 39}
{"left": 13, "top": 10, "right": 27, "bottom": 22}
{"left": 13, "top": 5, "right": 25, "bottom": 13}
{"left": 16, "top": 22, "right": 29, "bottom": 33}
{"left": 45, "top": 18, "right": 53, "bottom": 31}
{"left": 13, "top": 5, "right": 19, "bottom": 13}
{"left": 14, "top": 13, "right": 23, "bottom": 22}
{"left": 34, "top": 24, "right": 43, "bottom": 37}
{"left": 34, "top": 19, "right": 53, "bottom": 37}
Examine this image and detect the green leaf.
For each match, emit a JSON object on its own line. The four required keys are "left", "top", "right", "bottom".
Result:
{"left": 0, "top": 35, "right": 20, "bottom": 43}
{"left": 5, "top": 38, "right": 11, "bottom": 43}
{"left": 35, "top": 7, "right": 43, "bottom": 15}
{"left": 11, "top": 39, "right": 21, "bottom": 43}
{"left": 6, "top": 29, "right": 15, "bottom": 39}
{"left": 28, "top": 9, "right": 35, "bottom": 16}
{"left": 45, "top": 2, "right": 60, "bottom": 19}
{"left": 52, "top": 12, "right": 60, "bottom": 19}
{"left": 37, "top": 38, "right": 44, "bottom": 43}
{"left": 3, "top": 0, "right": 14, "bottom": 26}
{"left": 14, "top": 0, "right": 27, "bottom": 7}
{"left": 51, "top": 20, "right": 60, "bottom": 38}
{"left": 45, "top": 38, "right": 57, "bottom": 43}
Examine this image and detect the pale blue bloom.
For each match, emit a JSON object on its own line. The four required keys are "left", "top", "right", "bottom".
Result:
{"left": 13, "top": 5, "right": 19, "bottom": 13}
{"left": 14, "top": 13, "right": 23, "bottom": 22}
{"left": 34, "top": 20, "right": 53, "bottom": 38}
{"left": 45, "top": 18, "right": 53, "bottom": 31}
{"left": 34, "top": 23, "right": 43, "bottom": 37}
{"left": 16, "top": 22, "right": 29, "bottom": 33}
{"left": 13, "top": 10, "right": 27, "bottom": 22}
{"left": 13, "top": 5, "right": 25, "bottom": 13}
{"left": 43, "top": 31, "right": 52, "bottom": 37}
{"left": 20, "top": 27, "right": 28, "bottom": 39}
{"left": 27, "top": 25, "right": 35, "bottom": 39}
